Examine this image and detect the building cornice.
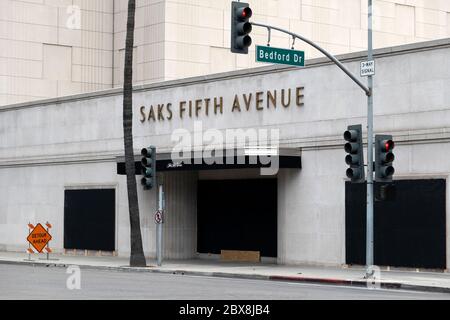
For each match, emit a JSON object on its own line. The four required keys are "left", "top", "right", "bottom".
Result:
{"left": 1, "top": 38, "right": 449, "bottom": 113}
{"left": 2, "top": 126, "right": 450, "bottom": 168}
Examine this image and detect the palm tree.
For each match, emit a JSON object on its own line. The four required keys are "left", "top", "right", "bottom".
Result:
{"left": 123, "top": 0, "right": 146, "bottom": 267}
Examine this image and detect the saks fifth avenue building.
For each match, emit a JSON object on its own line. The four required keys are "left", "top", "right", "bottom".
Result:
{"left": 1, "top": 39, "right": 450, "bottom": 270}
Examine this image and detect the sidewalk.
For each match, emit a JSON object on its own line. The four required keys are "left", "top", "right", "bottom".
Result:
{"left": 1, "top": 251, "right": 450, "bottom": 294}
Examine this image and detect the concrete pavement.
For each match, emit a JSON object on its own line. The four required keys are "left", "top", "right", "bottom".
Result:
{"left": 1, "top": 251, "right": 450, "bottom": 294}
{"left": 1, "top": 263, "right": 449, "bottom": 300}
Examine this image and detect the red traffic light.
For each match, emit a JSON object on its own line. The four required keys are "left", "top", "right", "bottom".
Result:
{"left": 375, "top": 135, "right": 395, "bottom": 182}
{"left": 385, "top": 140, "right": 394, "bottom": 151}
{"left": 241, "top": 7, "right": 252, "bottom": 19}
{"left": 231, "top": 2, "right": 252, "bottom": 54}
{"left": 236, "top": 6, "right": 252, "bottom": 20}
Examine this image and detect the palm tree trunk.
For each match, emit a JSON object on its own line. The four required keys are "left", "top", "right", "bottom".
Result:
{"left": 123, "top": 0, "right": 146, "bottom": 267}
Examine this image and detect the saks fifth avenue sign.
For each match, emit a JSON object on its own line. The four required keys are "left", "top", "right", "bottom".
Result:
{"left": 139, "top": 86, "right": 305, "bottom": 123}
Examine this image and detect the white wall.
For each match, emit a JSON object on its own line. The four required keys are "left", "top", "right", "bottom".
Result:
{"left": 278, "top": 149, "right": 346, "bottom": 266}
{"left": 0, "top": 40, "right": 449, "bottom": 266}
{"left": 160, "top": 0, "right": 450, "bottom": 81}
{"left": 0, "top": 162, "right": 119, "bottom": 252}
{"left": 162, "top": 171, "right": 198, "bottom": 259}
{"left": 2, "top": 0, "right": 450, "bottom": 105}
{"left": 0, "top": 0, "right": 114, "bottom": 106}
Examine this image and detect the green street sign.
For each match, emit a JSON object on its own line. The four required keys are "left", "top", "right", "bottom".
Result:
{"left": 256, "top": 45, "right": 305, "bottom": 67}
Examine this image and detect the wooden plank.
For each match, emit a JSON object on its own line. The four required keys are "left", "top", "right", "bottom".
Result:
{"left": 220, "top": 250, "right": 260, "bottom": 263}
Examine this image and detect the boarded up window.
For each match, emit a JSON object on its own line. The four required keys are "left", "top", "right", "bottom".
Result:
{"left": 346, "top": 179, "right": 446, "bottom": 269}
{"left": 64, "top": 189, "right": 115, "bottom": 252}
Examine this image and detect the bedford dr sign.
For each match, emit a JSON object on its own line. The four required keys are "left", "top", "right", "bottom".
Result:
{"left": 256, "top": 45, "right": 305, "bottom": 67}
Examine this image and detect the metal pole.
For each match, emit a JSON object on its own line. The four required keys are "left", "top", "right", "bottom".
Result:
{"left": 251, "top": 18, "right": 374, "bottom": 278}
{"left": 251, "top": 22, "right": 371, "bottom": 96}
{"left": 46, "top": 222, "right": 49, "bottom": 260}
{"left": 157, "top": 184, "right": 163, "bottom": 266}
{"left": 366, "top": 0, "right": 375, "bottom": 277}
{"left": 27, "top": 223, "right": 31, "bottom": 261}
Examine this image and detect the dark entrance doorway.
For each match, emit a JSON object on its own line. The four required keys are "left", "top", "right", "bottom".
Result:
{"left": 346, "top": 179, "right": 446, "bottom": 269}
{"left": 64, "top": 189, "right": 115, "bottom": 252}
{"left": 197, "top": 179, "right": 277, "bottom": 257}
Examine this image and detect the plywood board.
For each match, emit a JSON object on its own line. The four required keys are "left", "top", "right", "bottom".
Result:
{"left": 221, "top": 250, "right": 260, "bottom": 263}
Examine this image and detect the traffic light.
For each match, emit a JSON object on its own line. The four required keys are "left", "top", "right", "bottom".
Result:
{"left": 141, "top": 146, "right": 156, "bottom": 190}
{"left": 375, "top": 182, "right": 397, "bottom": 202}
{"left": 231, "top": 1, "right": 252, "bottom": 54}
{"left": 375, "top": 135, "right": 395, "bottom": 182}
{"left": 344, "top": 124, "right": 365, "bottom": 183}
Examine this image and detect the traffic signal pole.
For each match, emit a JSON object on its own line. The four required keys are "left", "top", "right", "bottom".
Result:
{"left": 366, "top": 0, "right": 375, "bottom": 277}
{"left": 157, "top": 183, "right": 164, "bottom": 267}
{"left": 250, "top": 22, "right": 371, "bottom": 96}
{"left": 250, "top": 2, "right": 376, "bottom": 279}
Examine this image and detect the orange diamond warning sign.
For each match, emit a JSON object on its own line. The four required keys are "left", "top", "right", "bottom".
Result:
{"left": 27, "top": 223, "right": 52, "bottom": 253}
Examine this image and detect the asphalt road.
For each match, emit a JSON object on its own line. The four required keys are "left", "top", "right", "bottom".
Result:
{"left": 0, "top": 264, "right": 449, "bottom": 300}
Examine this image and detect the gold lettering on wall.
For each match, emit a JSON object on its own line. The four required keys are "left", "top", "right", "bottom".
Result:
{"left": 140, "top": 106, "right": 146, "bottom": 123}
{"left": 139, "top": 86, "right": 305, "bottom": 123}
{"left": 167, "top": 103, "right": 173, "bottom": 120}
{"left": 255, "top": 92, "right": 264, "bottom": 111}
{"left": 195, "top": 99, "right": 202, "bottom": 117}
{"left": 243, "top": 93, "right": 252, "bottom": 111}
{"left": 232, "top": 94, "right": 241, "bottom": 112}
{"left": 148, "top": 106, "right": 156, "bottom": 121}
{"left": 179, "top": 101, "right": 186, "bottom": 119}
{"left": 157, "top": 104, "right": 165, "bottom": 120}
{"left": 296, "top": 87, "right": 305, "bottom": 107}
{"left": 267, "top": 90, "right": 277, "bottom": 109}
{"left": 214, "top": 97, "right": 223, "bottom": 115}
{"left": 204, "top": 98, "right": 210, "bottom": 116}
{"left": 281, "top": 89, "right": 291, "bottom": 108}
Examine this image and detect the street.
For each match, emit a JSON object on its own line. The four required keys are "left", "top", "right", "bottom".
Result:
{"left": 0, "top": 264, "right": 449, "bottom": 300}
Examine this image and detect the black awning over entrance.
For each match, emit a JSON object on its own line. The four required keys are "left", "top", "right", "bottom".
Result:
{"left": 116, "top": 148, "right": 301, "bottom": 175}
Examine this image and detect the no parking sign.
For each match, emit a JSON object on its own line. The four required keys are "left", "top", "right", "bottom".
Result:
{"left": 154, "top": 210, "right": 164, "bottom": 224}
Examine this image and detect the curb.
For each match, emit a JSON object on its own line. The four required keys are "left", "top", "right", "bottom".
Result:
{"left": 1, "top": 259, "right": 450, "bottom": 294}
{"left": 268, "top": 275, "right": 450, "bottom": 294}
